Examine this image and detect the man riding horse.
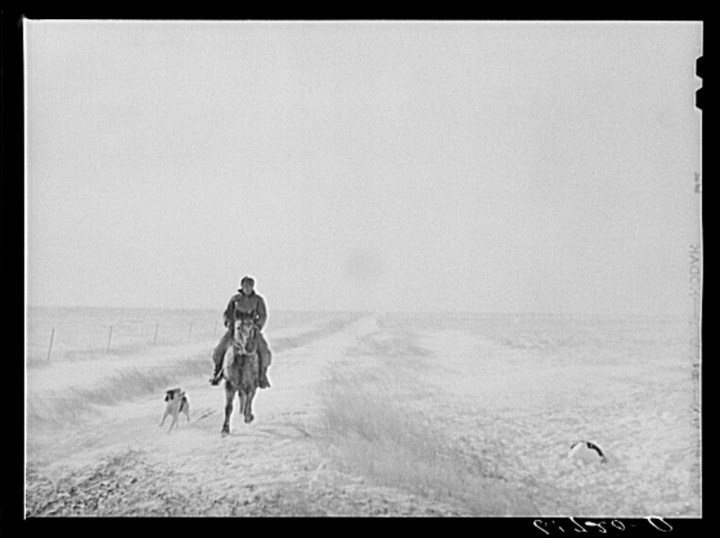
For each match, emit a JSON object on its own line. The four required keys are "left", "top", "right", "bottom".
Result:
{"left": 210, "top": 276, "right": 272, "bottom": 388}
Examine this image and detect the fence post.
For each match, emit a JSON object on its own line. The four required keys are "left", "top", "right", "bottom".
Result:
{"left": 46, "top": 328, "right": 55, "bottom": 362}
{"left": 153, "top": 322, "right": 159, "bottom": 345}
{"left": 188, "top": 320, "right": 194, "bottom": 340}
{"left": 107, "top": 325, "right": 113, "bottom": 352}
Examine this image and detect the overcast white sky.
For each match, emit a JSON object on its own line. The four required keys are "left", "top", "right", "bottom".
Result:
{"left": 25, "top": 21, "right": 702, "bottom": 314}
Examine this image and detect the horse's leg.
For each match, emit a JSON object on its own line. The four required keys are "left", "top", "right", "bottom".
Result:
{"left": 243, "top": 358, "right": 259, "bottom": 424}
{"left": 244, "top": 387, "right": 256, "bottom": 424}
{"left": 222, "top": 385, "right": 234, "bottom": 435}
{"left": 239, "top": 390, "right": 249, "bottom": 423}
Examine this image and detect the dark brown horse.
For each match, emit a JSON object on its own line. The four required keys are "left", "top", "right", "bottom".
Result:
{"left": 221, "top": 314, "right": 259, "bottom": 435}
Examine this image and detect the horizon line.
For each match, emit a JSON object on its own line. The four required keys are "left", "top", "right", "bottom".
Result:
{"left": 25, "top": 304, "right": 687, "bottom": 318}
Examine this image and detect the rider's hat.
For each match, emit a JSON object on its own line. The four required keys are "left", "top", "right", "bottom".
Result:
{"left": 240, "top": 275, "right": 255, "bottom": 286}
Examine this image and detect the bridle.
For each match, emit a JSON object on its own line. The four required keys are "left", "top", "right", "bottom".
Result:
{"left": 232, "top": 317, "right": 257, "bottom": 355}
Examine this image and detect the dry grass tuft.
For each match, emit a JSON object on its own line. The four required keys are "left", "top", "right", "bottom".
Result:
{"left": 320, "top": 370, "right": 539, "bottom": 515}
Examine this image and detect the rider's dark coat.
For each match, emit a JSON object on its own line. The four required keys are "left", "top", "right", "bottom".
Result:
{"left": 222, "top": 290, "right": 268, "bottom": 330}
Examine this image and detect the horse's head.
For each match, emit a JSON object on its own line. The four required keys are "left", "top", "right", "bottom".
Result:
{"left": 232, "top": 314, "right": 257, "bottom": 354}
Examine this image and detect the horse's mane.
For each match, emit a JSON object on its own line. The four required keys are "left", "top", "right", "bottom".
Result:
{"left": 232, "top": 316, "right": 258, "bottom": 355}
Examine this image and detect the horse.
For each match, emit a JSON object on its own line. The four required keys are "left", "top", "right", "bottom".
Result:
{"left": 221, "top": 313, "right": 260, "bottom": 435}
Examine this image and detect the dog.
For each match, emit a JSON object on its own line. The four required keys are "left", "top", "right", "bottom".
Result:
{"left": 160, "top": 388, "right": 190, "bottom": 432}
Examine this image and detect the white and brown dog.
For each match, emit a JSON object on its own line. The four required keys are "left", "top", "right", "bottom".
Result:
{"left": 160, "top": 388, "right": 190, "bottom": 432}
{"left": 567, "top": 440, "right": 608, "bottom": 465}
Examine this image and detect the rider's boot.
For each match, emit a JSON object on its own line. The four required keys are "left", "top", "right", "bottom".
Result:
{"left": 259, "top": 367, "right": 271, "bottom": 389}
{"left": 209, "top": 364, "right": 223, "bottom": 386}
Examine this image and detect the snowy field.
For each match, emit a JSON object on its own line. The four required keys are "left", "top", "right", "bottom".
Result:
{"left": 25, "top": 308, "right": 701, "bottom": 517}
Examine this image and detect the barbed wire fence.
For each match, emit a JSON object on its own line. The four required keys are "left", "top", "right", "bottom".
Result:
{"left": 28, "top": 316, "right": 227, "bottom": 366}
